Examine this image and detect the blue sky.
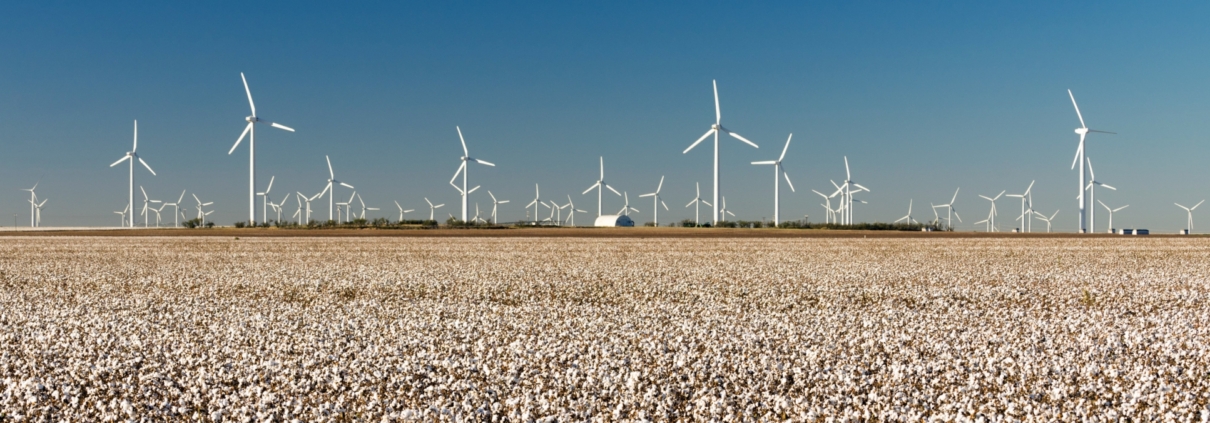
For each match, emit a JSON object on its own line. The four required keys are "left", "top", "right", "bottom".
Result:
{"left": 2, "top": 2, "right": 1209, "bottom": 231}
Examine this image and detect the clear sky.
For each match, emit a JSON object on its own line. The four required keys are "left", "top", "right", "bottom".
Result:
{"left": 3, "top": 2, "right": 1209, "bottom": 231}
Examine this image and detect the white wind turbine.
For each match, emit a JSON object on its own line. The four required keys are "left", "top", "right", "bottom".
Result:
{"left": 394, "top": 201, "right": 415, "bottom": 222}
{"left": 336, "top": 191, "right": 355, "bottom": 223}
{"left": 317, "top": 155, "right": 354, "bottom": 222}
{"left": 450, "top": 126, "right": 495, "bottom": 222}
{"left": 1084, "top": 158, "right": 1115, "bottom": 233}
{"left": 894, "top": 199, "right": 917, "bottom": 225}
{"left": 750, "top": 134, "right": 796, "bottom": 226}
{"left": 685, "top": 182, "right": 712, "bottom": 226}
{"left": 229, "top": 73, "right": 294, "bottom": 224}
{"left": 1005, "top": 181, "right": 1035, "bottom": 233}
{"left": 31, "top": 198, "right": 47, "bottom": 227}
{"left": 837, "top": 157, "right": 868, "bottom": 225}
{"left": 977, "top": 191, "right": 1005, "bottom": 232}
{"left": 683, "top": 80, "right": 759, "bottom": 224}
{"left": 638, "top": 176, "right": 669, "bottom": 227}
{"left": 1097, "top": 200, "right": 1128, "bottom": 233}
{"left": 163, "top": 190, "right": 186, "bottom": 227}
{"left": 488, "top": 191, "right": 508, "bottom": 225}
{"left": 719, "top": 196, "right": 736, "bottom": 222}
{"left": 192, "top": 193, "right": 214, "bottom": 227}
{"left": 139, "top": 186, "right": 162, "bottom": 228}
{"left": 1033, "top": 209, "right": 1060, "bottom": 233}
{"left": 1068, "top": 90, "right": 1115, "bottom": 233}
{"left": 257, "top": 176, "right": 277, "bottom": 224}
{"left": 526, "top": 184, "right": 543, "bottom": 224}
{"left": 298, "top": 192, "right": 317, "bottom": 224}
{"left": 617, "top": 192, "right": 639, "bottom": 216}
{"left": 1176, "top": 200, "right": 1204, "bottom": 233}
{"left": 933, "top": 188, "right": 961, "bottom": 230}
{"left": 582, "top": 156, "right": 621, "bottom": 217}
{"left": 812, "top": 190, "right": 834, "bottom": 224}
{"left": 269, "top": 197, "right": 286, "bottom": 223}
{"left": 20, "top": 182, "right": 38, "bottom": 227}
{"left": 114, "top": 205, "right": 129, "bottom": 227}
{"left": 356, "top": 193, "right": 378, "bottom": 220}
{"left": 564, "top": 195, "right": 586, "bottom": 226}
{"left": 425, "top": 198, "right": 445, "bottom": 221}
{"left": 109, "top": 120, "right": 156, "bottom": 228}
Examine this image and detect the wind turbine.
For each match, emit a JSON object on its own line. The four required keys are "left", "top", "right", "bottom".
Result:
{"left": 750, "top": 134, "right": 796, "bottom": 226}
{"left": 683, "top": 80, "right": 759, "bottom": 224}
{"left": 356, "top": 193, "right": 378, "bottom": 220}
{"left": 488, "top": 191, "right": 508, "bottom": 225}
{"left": 1176, "top": 200, "right": 1204, "bottom": 233}
{"left": 163, "top": 190, "right": 186, "bottom": 227}
{"left": 617, "top": 192, "right": 639, "bottom": 216}
{"left": 526, "top": 184, "right": 543, "bottom": 224}
{"left": 894, "top": 199, "right": 917, "bottom": 225}
{"left": 450, "top": 126, "right": 495, "bottom": 222}
{"left": 257, "top": 176, "right": 277, "bottom": 225}
{"left": 31, "top": 198, "right": 47, "bottom": 227}
{"left": 638, "top": 176, "right": 669, "bottom": 227}
{"left": 719, "top": 196, "right": 736, "bottom": 221}
{"left": 114, "top": 205, "right": 129, "bottom": 227}
{"left": 1068, "top": 90, "right": 1115, "bottom": 233}
{"left": 685, "top": 182, "right": 712, "bottom": 226}
{"left": 1084, "top": 158, "right": 1116, "bottom": 233}
{"left": 109, "top": 120, "right": 155, "bottom": 228}
{"left": 298, "top": 191, "right": 317, "bottom": 224}
{"left": 1005, "top": 181, "right": 1035, "bottom": 233}
{"left": 192, "top": 193, "right": 214, "bottom": 227}
{"left": 229, "top": 73, "right": 294, "bottom": 224}
{"left": 317, "top": 155, "right": 354, "bottom": 222}
{"left": 20, "top": 182, "right": 38, "bottom": 227}
{"left": 394, "top": 201, "right": 415, "bottom": 222}
{"left": 293, "top": 194, "right": 305, "bottom": 225}
{"left": 812, "top": 190, "right": 834, "bottom": 224}
{"left": 838, "top": 157, "right": 868, "bottom": 225}
{"left": 1097, "top": 200, "right": 1128, "bottom": 233}
{"left": 933, "top": 188, "right": 961, "bottom": 230}
{"left": 582, "top": 157, "right": 621, "bottom": 217}
{"left": 977, "top": 191, "right": 1005, "bottom": 232}
{"left": 138, "top": 187, "right": 162, "bottom": 228}
{"left": 1033, "top": 209, "right": 1060, "bottom": 233}
{"left": 425, "top": 198, "right": 445, "bottom": 221}
{"left": 564, "top": 195, "right": 586, "bottom": 226}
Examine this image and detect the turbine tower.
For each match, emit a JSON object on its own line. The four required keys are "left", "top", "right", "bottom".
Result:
{"left": 109, "top": 120, "right": 156, "bottom": 228}
{"left": 20, "top": 182, "right": 38, "bottom": 227}
{"left": 683, "top": 80, "right": 759, "bottom": 224}
{"left": 750, "top": 134, "right": 796, "bottom": 226}
{"left": 488, "top": 191, "right": 508, "bottom": 225}
{"left": 450, "top": 126, "right": 495, "bottom": 222}
{"left": 1084, "top": 158, "right": 1115, "bottom": 234}
{"left": 1068, "top": 90, "right": 1115, "bottom": 233}
{"left": 318, "top": 155, "right": 354, "bottom": 222}
{"left": 229, "top": 73, "right": 294, "bottom": 224}
{"left": 1005, "top": 181, "right": 1034, "bottom": 233}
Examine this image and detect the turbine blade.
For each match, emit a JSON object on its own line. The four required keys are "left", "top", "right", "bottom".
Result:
{"left": 684, "top": 129, "right": 715, "bottom": 154}
{"left": 474, "top": 159, "right": 495, "bottom": 167}
{"left": 229, "top": 123, "right": 252, "bottom": 154}
{"left": 269, "top": 122, "right": 295, "bottom": 132}
{"left": 457, "top": 126, "right": 469, "bottom": 156}
{"left": 110, "top": 156, "right": 130, "bottom": 167}
{"left": 468, "top": 185, "right": 480, "bottom": 194}
{"left": 605, "top": 184, "right": 621, "bottom": 196}
{"left": 242, "top": 72, "right": 256, "bottom": 116}
{"left": 582, "top": 182, "right": 599, "bottom": 195}
{"left": 326, "top": 155, "right": 334, "bottom": 179}
{"left": 782, "top": 170, "right": 795, "bottom": 192}
{"left": 751, "top": 160, "right": 777, "bottom": 165}
{"left": 779, "top": 133, "right": 792, "bottom": 161}
{"left": 656, "top": 175, "right": 664, "bottom": 193}
{"left": 340, "top": 182, "right": 354, "bottom": 189}
{"left": 1088, "top": 129, "right": 1116, "bottom": 134}
{"left": 661, "top": 200, "right": 668, "bottom": 210}
{"left": 726, "top": 131, "right": 759, "bottom": 148}
{"left": 266, "top": 175, "right": 275, "bottom": 192}
{"left": 713, "top": 79, "right": 721, "bottom": 124}
{"left": 1068, "top": 89, "right": 1085, "bottom": 128}
{"left": 1101, "top": 184, "right": 1116, "bottom": 191}
{"left": 139, "top": 157, "right": 156, "bottom": 175}
{"left": 132, "top": 120, "right": 138, "bottom": 151}
{"left": 951, "top": 188, "right": 960, "bottom": 204}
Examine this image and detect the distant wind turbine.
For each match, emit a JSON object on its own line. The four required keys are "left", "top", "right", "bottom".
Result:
{"left": 1068, "top": 90, "right": 1115, "bottom": 233}
{"left": 450, "top": 126, "right": 495, "bottom": 222}
{"left": 683, "top": 80, "right": 759, "bottom": 224}
{"left": 109, "top": 120, "right": 156, "bottom": 228}
{"left": 229, "top": 73, "right": 294, "bottom": 224}
{"left": 750, "top": 134, "right": 795, "bottom": 226}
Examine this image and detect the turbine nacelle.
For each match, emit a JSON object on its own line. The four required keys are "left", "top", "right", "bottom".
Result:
{"left": 246, "top": 116, "right": 257, "bottom": 123}
{"left": 1075, "top": 127, "right": 1089, "bottom": 135}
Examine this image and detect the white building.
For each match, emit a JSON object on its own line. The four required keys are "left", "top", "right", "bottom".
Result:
{"left": 594, "top": 215, "right": 634, "bottom": 227}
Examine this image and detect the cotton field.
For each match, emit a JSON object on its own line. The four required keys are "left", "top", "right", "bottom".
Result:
{"left": 0, "top": 236, "right": 1208, "bottom": 421}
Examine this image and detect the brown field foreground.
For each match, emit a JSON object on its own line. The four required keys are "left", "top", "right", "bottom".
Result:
{"left": 0, "top": 237, "right": 1208, "bottom": 421}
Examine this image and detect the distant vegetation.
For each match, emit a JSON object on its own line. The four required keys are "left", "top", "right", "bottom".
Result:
{"left": 217, "top": 218, "right": 944, "bottom": 231}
